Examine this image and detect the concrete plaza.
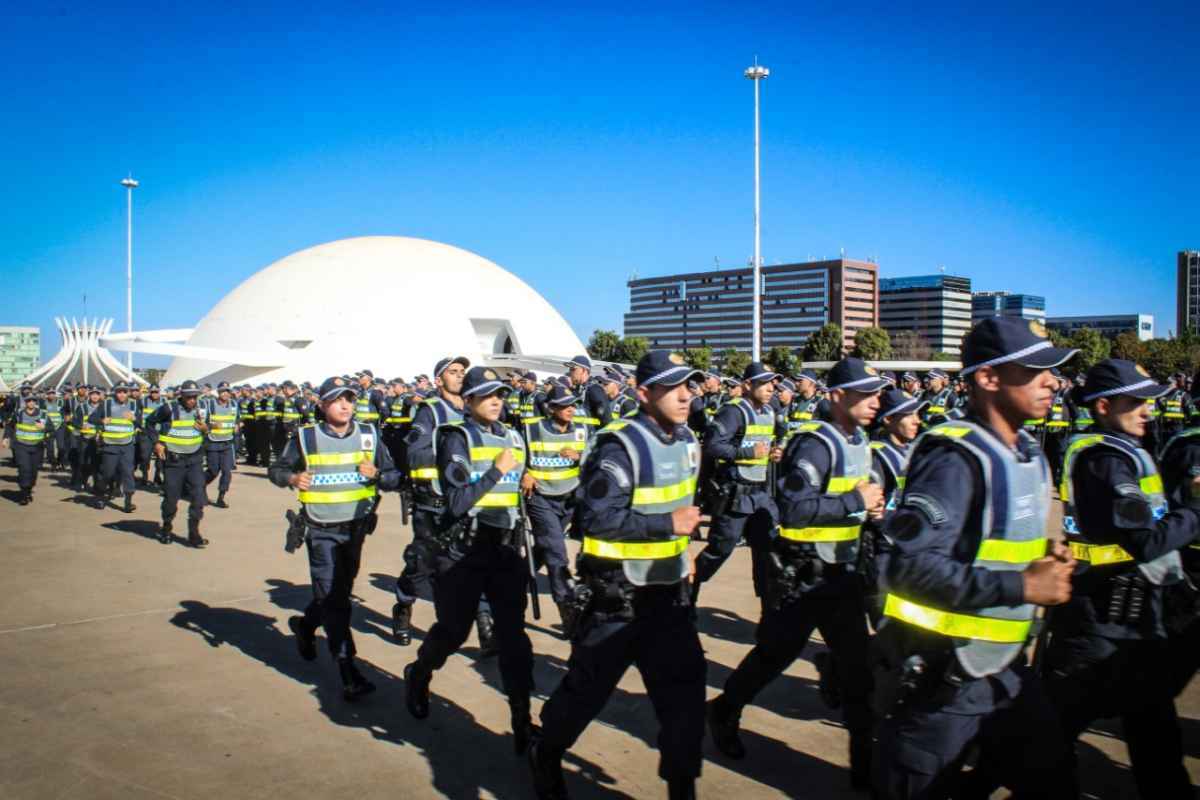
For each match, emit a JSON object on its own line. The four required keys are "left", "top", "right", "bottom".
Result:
{"left": 0, "top": 459, "right": 1196, "bottom": 799}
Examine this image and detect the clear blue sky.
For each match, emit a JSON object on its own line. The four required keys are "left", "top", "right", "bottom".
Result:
{"left": 2, "top": 2, "right": 1197, "bottom": 367}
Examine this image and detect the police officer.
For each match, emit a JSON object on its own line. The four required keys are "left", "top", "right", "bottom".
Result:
{"left": 871, "top": 317, "right": 1077, "bottom": 799}
{"left": 202, "top": 381, "right": 240, "bottom": 508}
{"left": 137, "top": 384, "right": 166, "bottom": 485}
{"left": 42, "top": 388, "right": 66, "bottom": 470}
{"left": 519, "top": 371, "right": 543, "bottom": 421}
{"left": 693, "top": 361, "right": 783, "bottom": 597}
{"left": 12, "top": 391, "right": 53, "bottom": 505}
{"left": 70, "top": 386, "right": 103, "bottom": 492}
{"left": 89, "top": 382, "right": 140, "bottom": 512}
{"left": 565, "top": 355, "right": 606, "bottom": 435}
{"left": 520, "top": 383, "right": 593, "bottom": 630}
{"left": 531, "top": 351, "right": 706, "bottom": 800}
{"left": 255, "top": 383, "right": 278, "bottom": 467}
{"left": 900, "top": 371, "right": 923, "bottom": 400}
{"left": 381, "top": 377, "right": 413, "bottom": 467}
{"left": 353, "top": 370, "right": 385, "bottom": 430}
{"left": 270, "top": 376, "right": 401, "bottom": 700}
{"left": 1045, "top": 358, "right": 1200, "bottom": 797}
{"left": 686, "top": 371, "right": 721, "bottom": 437}
{"left": 920, "top": 367, "right": 957, "bottom": 427}
{"left": 708, "top": 357, "right": 885, "bottom": 788}
{"left": 1042, "top": 370, "right": 1072, "bottom": 484}
{"left": 146, "top": 380, "right": 210, "bottom": 547}
{"left": 240, "top": 386, "right": 260, "bottom": 466}
{"left": 403, "top": 366, "right": 537, "bottom": 755}
{"left": 272, "top": 380, "right": 305, "bottom": 456}
{"left": 790, "top": 368, "right": 826, "bottom": 424}
{"left": 1159, "top": 371, "right": 1191, "bottom": 441}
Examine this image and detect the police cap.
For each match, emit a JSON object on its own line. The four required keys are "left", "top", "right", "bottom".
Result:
{"left": 565, "top": 354, "right": 593, "bottom": 372}
{"left": 795, "top": 369, "right": 819, "bottom": 385}
{"left": 544, "top": 384, "right": 576, "bottom": 407}
{"left": 778, "top": 378, "right": 796, "bottom": 393}
{"left": 878, "top": 388, "right": 928, "bottom": 420}
{"left": 178, "top": 380, "right": 202, "bottom": 397}
{"left": 825, "top": 358, "right": 889, "bottom": 393}
{"left": 960, "top": 317, "right": 1077, "bottom": 376}
{"left": 741, "top": 361, "right": 779, "bottom": 385}
{"left": 635, "top": 350, "right": 704, "bottom": 388}
{"left": 461, "top": 366, "right": 510, "bottom": 399}
{"left": 434, "top": 357, "right": 470, "bottom": 379}
{"left": 317, "top": 376, "right": 359, "bottom": 403}
{"left": 1078, "top": 359, "right": 1170, "bottom": 404}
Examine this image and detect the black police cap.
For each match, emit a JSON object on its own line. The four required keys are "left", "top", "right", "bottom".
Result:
{"left": 317, "top": 376, "right": 359, "bottom": 402}
{"left": 434, "top": 356, "right": 470, "bottom": 378}
{"left": 825, "top": 358, "right": 889, "bottom": 393}
{"left": 1078, "top": 359, "right": 1170, "bottom": 404}
{"left": 544, "top": 384, "right": 576, "bottom": 407}
{"left": 461, "top": 366, "right": 510, "bottom": 399}
{"left": 741, "top": 361, "right": 779, "bottom": 384}
{"left": 635, "top": 350, "right": 704, "bottom": 388}
{"left": 960, "top": 317, "right": 1076, "bottom": 376}
{"left": 878, "top": 388, "right": 928, "bottom": 420}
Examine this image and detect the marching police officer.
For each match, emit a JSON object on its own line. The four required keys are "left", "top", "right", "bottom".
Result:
{"left": 89, "top": 382, "right": 140, "bottom": 512}
{"left": 1042, "top": 370, "right": 1072, "bottom": 484}
{"left": 137, "top": 384, "right": 164, "bottom": 485}
{"left": 708, "top": 357, "right": 885, "bottom": 788}
{"left": 519, "top": 383, "right": 593, "bottom": 630}
{"left": 919, "top": 368, "right": 957, "bottom": 427}
{"left": 203, "top": 382, "right": 240, "bottom": 508}
{"left": 565, "top": 355, "right": 606, "bottom": 435}
{"left": 42, "top": 388, "right": 66, "bottom": 470}
{"left": 240, "top": 386, "right": 260, "bottom": 465}
{"left": 272, "top": 380, "right": 305, "bottom": 457}
{"left": 1046, "top": 358, "right": 1200, "bottom": 797}
{"left": 871, "top": 317, "right": 1077, "bottom": 799}
{"left": 70, "top": 386, "right": 102, "bottom": 492}
{"left": 531, "top": 351, "right": 706, "bottom": 800}
{"left": 353, "top": 370, "right": 386, "bottom": 429}
{"left": 255, "top": 384, "right": 278, "bottom": 467}
{"left": 271, "top": 376, "right": 401, "bottom": 700}
{"left": 146, "top": 380, "right": 210, "bottom": 547}
{"left": 12, "top": 391, "right": 54, "bottom": 505}
{"left": 790, "top": 368, "right": 827, "bottom": 424}
{"left": 693, "top": 362, "right": 782, "bottom": 597}
{"left": 403, "top": 366, "right": 537, "bottom": 755}
{"left": 1159, "top": 372, "right": 1191, "bottom": 441}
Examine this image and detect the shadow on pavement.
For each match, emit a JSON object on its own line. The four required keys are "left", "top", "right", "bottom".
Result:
{"left": 168, "top": 595, "right": 636, "bottom": 800}
{"left": 100, "top": 519, "right": 181, "bottom": 545}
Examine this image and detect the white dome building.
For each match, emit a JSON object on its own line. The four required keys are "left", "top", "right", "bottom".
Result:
{"left": 159, "top": 237, "right": 584, "bottom": 385}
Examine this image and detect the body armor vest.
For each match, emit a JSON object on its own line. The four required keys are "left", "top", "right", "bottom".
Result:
{"left": 882, "top": 421, "right": 1050, "bottom": 678}
{"left": 77, "top": 403, "right": 100, "bottom": 437}
{"left": 779, "top": 421, "right": 872, "bottom": 564}
{"left": 206, "top": 400, "right": 239, "bottom": 443}
{"left": 44, "top": 400, "right": 64, "bottom": 429}
{"left": 355, "top": 392, "right": 380, "bottom": 424}
{"left": 729, "top": 398, "right": 775, "bottom": 483}
{"left": 14, "top": 408, "right": 47, "bottom": 445}
{"left": 444, "top": 420, "right": 526, "bottom": 529}
{"left": 297, "top": 422, "right": 379, "bottom": 525}
{"left": 580, "top": 417, "right": 699, "bottom": 587}
{"left": 524, "top": 417, "right": 590, "bottom": 496}
{"left": 870, "top": 438, "right": 910, "bottom": 511}
{"left": 99, "top": 398, "right": 136, "bottom": 446}
{"left": 410, "top": 397, "right": 465, "bottom": 497}
{"left": 160, "top": 403, "right": 205, "bottom": 455}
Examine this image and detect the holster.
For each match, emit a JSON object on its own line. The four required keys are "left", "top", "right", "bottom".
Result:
{"left": 765, "top": 544, "right": 824, "bottom": 610}
{"left": 704, "top": 477, "right": 734, "bottom": 518}
{"left": 283, "top": 508, "right": 307, "bottom": 553}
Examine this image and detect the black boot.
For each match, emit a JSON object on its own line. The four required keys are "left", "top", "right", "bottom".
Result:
{"left": 94, "top": 481, "right": 108, "bottom": 509}
{"left": 392, "top": 602, "right": 413, "bottom": 646}
{"left": 19, "top": 489, "right": 31, "bottom": 506}
{"left": 667, "top": 778, "right": 696, "bottom": 800}
{"left": 337, "top": 657, "right": 376, "bottom": 702}
{"left": 159, "top": 519, "right": 173, "bottom": 544}
{"left": 214, "top": 492, "right": 228, "bottom": 509}
{"left": 556, "top": 601, "right": 580, "bottom": 641}
{"left": 510, "top": 695, "right": 539, "bottom": 756}
{"left": 404, "top": 661, "right": 432, "bottom": 719}
{"left": 476, "top": 611, "right": 498, "bottom": 658}
{"left": 528, "top": 740, "right": 568, "bottom": 800}
{"left": 287, "top": 616, "right": 317, "bottom": 661}
{"left": 706, "top": 695, "right": 746, "bottom": 760}
{"left": 187, "top": 518, "right": 208, "bottom": 548}
{"left": 814, "top": 650, "right": 842, "bottom": 709}
{"left": 123, "top": 493, "right": 136, "bottom": 514}
{"left": 849, "top": 735, "right": 872, "bottom": 792}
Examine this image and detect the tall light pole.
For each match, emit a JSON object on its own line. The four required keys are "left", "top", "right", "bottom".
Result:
{"left": 120, "top": 175, "right": 138, "bottom": 374}
{"left": 745, "top": 61, "right": 769, "bottom": 361}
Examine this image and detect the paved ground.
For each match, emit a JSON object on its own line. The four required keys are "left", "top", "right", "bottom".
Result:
{"left": 0, "top": 458, "right": 1197, "bottom": 799}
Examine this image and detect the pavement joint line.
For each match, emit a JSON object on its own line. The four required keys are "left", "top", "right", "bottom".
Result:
{"left": 0, "top": 586, "right": 310, "bottom": 636}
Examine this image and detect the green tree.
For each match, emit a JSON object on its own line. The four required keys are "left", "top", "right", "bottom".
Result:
{"left": 764, "top": 345, "right": 797, "bottom": 377}
{"left": 890, "top": 329, "right": 932, "bottom": 360}
{"left": 852, "top": 326, "right": 893, "bottom": 361}
{"left": 802, "top": 323, "right": 844, "bottom": 362}
{"left": 1066, "top": 327, "right": 1110, "bottom": 376}
{"left": 614, "top": 336, "right": 650, "bottom": 365}
{"left": 1111, "top": 331, "right": 1145, "bottom": 363}
{"left": 931, "top": 351, "right": 956, "bottom": 362}
{"left": 587, "top": 329, "right": 621, "bottom": 361}
{"left": 719, "top": 348, "right": 752, "bottom": 377}
{"left": 682, "top": 346, "right": 713, "bottom": 371}
{"left": 1141, "top": 338, "right": 1189, "bottom": 380}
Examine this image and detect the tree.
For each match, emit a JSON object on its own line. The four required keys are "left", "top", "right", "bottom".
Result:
{"left": 614, "top": 336, "right": 649, "bottom": 366}
{"left": 890, "top": 329, "right": 932, "bottom": 361}
{"left": 764, "top": 345, "right": 797, "bottom": 377}
{"left": 1067, "top": 327, "right": 1110, "bottom": 376}
{"left": 852, "top": 326, "right": 893, "bottom": 361}
{"left": 587, "top": 329, "right": 621, "bottom": 362}
{"left": 1111, "top": 331, "right": 1145, "bottom": 363}
{"left": 802, "top": 323, "right": 844, "bottom": 362}
{"left": 930, "top": 351, "right": 957, "bottom": 362}
{"left": 719, "top": 348, "right": 752, "bottom": 377}
{"left": 682, "top": 346, "right": 713, "bottom": 371}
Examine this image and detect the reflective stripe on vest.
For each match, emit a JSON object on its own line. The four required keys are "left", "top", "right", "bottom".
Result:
{"left": 410, "top": 397, "right": 465, "bottom": 496}
{"left": 1046, "top": 401, "right": 1069, "bottom": 428}
{"left": 730, "top": 398, "right": 775, "bottom": 482}
{"left": 454, "top": 421, "right": 525, "bottom": 528}
{"left": 297, "top": 422, "right": 378, "bottom": 524}
{"left": 883, "top": 421, "right": 1049, "bottom": 678}
{"left": 385, "top": 398, "right": 411, "bottom": 425}
{"left": 44, "top": 401, "right": 64, "bottom": 427}
{"left": 1073, "top": 406, "right": 1094, "bottom": 431}
{"left": 100, "top": 399, "right": 136, "bottom": 445}
{"left": 15, "top": 411, "right": 47, "bottom": 444}
{"left": 1060, "top": 432, "right": 1183, "bottom": 585}
{"left": 160, "top": 404, "right": 204, "bottom": 453}
{"left": 280, "top": 398, "right": 302, "bottom": 423}
{"left": 777, "top": 421, "right": 871, "bottom": 563}
{"left": 355, "top": 395, "right": 380, "bottom": 423}
{"left": 524, "top": 417, "right": 590, "bottom": 496}
{"left": 581, "top": 417, "right": 699, "bottom": 586}
{"left": 207, "top": 400, "right": 238, "bottom": 442}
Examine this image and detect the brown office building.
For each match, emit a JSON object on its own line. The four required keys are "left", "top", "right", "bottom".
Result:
{"left": 1179, "top": 250, "right": 1200, "bottom": 335}
{"left": 623, "top": 258, "right": 879, "bottom": 355}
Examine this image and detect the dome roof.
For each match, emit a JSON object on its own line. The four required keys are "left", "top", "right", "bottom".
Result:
{"left": 163, "top": 236, "right": 583, "bottom": 385}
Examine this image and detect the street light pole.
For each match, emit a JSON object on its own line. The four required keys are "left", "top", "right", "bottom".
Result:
{"left": 121, "top": 175, "right": 138, "bottom": 375}
{"left": 745, "top": 61, "right": 769, "bottom": 361}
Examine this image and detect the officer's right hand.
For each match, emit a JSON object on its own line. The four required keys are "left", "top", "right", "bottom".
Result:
{"left": 855, "top": 481, "right": 885, "bottom": 515}
{"left": 671, "top": 505, "right": 702, "bottom": 536}
{"left": 290, "top": 471, "right": 313, "bottom": 491}
{"left": 154, "top": 443, "right": 165, "bottom": 460}
{"left": 1022, "top": 556, "right": 1073, "bottom": 606}
{"left": 494, "top": 448, "right": 518, "bottom": 475}
{"left": 753, "top": 441, "right": 770, "bottom": 460}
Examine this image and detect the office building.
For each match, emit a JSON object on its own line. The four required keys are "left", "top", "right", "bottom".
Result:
{"left": 623, "top": 258, "right": 878, "bottom": 354}
{"left": 878, "top": 274, "right": 973, "bottom": 356}
{"left": 1178, "top": 250, "right": 1200, "bottom": 334}
{"left": 972, "top": 291, "right": 1046, "bottom": 324}
{"left": 1046, "top": 313, "right": 1154, "bottom": 342}
{"left": 0, "top": 326, "right": 39, "bottom": 385}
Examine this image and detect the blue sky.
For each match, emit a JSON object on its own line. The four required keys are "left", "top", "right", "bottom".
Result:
{"left": 2, "top": 2, "right": 1197, "bottom": 367}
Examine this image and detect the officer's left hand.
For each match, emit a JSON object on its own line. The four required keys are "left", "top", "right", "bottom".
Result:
{"left": 560, "top": 447, "right": 581, "bottom": 462}
{"left": 358, "top": 461, "right": 378, "bottom": 480}
{"left": 769, "top": 445, "right": 784, "bottom": 463}
{"left": 194, "top": 422, "right": 209, "bottom": 434}
{"left": 521, "top": 472, "right": 536, "bottom": 496}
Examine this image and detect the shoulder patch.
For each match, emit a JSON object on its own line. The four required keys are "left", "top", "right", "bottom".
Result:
{"left": 901, "top": 492, "right": 947, "bottom": 526}
{"left": 598, "top": 459, "right": 631, "bottom": 490}
{"left": 795, "top": 459, "right": 822, "bottom": 488}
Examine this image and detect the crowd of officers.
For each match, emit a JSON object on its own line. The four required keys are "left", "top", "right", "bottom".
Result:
{"left": 5, "top": 317, "right": 1200, "bottom": 799}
